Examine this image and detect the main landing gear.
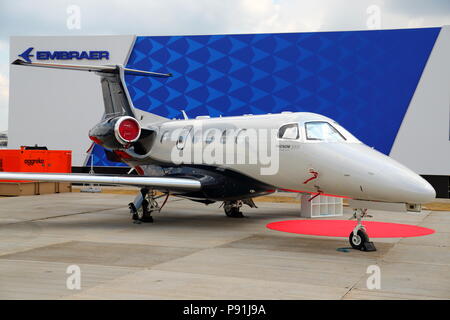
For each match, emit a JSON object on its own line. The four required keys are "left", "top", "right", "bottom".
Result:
{"left": 349, "top": 208, "right": 377, "bottom": 252}
{"left": 223, "top": 201, "right": 244, "bottom": 218}
{"left": 129, "top": 188, "right": 169, "bottom": 223}
{"left": 222, "top": 199, "right": 257, "bottom": 218}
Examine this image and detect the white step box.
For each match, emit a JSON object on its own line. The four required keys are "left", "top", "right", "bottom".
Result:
{"left": 300, "top": 194, "right": 343, "bottom": 218}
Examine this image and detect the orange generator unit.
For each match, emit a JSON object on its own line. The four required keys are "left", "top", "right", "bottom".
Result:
{"left": 0, "top": 146, "right": 72, "bottom": 196}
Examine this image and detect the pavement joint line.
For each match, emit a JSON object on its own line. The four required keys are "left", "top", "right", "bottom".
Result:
{"left": 379, "top": 258, "right": 450, "bottom": 267}
{"left": 380, "top": 209, "right": 450, "bottom": 266}
{"left": 57, "top": 268, "right": 150, "bottom": 300}
{"left": 343, "top": 288, "right": 448, "bottom": 300}
{"left": 0, "top": 259, "right": 147, "bottom": 300}
{"left": 148, "top": 265, "right": 349, "bottom": 295}
{"left": 340, "top": 215, "right": 408, "bottom": 299}
{"left": 0, "top": 206, "right": 126, "bottom": 226}
{"left": 0, "top": 248, "right": 222, "bottom": 299}
{"left": 0, "top": 239, "right": 207, "bottom": 269}
{"left": 150, "top": 247, "right": 381, "bottom": 284}
{"left": 354, "top": 209, "right": 446, "bottom": 298}
{"left": 0, "top": 257, "right": 146, "bottom": 272}
{"left": 1, "top": 192, "right": 448, "bottom": 299}
{"left": 214, "top": 246, "right": 380, "bottom": 265}
{"left": 60, "top": 268, "right": 349, "bottom": 300}
{"left": 0, "top": 240, "right": 81, "bottom": 258}
{"left": 340, "top": 269, "right": 369, "bottom": 300}
{"left": 341, "top": 250, "right": 392, "bottom": 300}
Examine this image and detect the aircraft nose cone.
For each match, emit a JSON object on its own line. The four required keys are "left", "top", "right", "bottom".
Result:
{"left": 406, "top": 176, "right": 436, "bottom": 203}
{"left": 348, "top": 144, "right": 437, "bottom": 204}
{"left": 378, "top": 158, "right": 436, "bottom": 204}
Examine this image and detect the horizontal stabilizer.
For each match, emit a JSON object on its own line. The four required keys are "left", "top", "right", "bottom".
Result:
{"left": 11, "top": 59, "right": 172, "bottom": 78}
{"left": 0, "top": 172, "right": 201, "bottom": 191}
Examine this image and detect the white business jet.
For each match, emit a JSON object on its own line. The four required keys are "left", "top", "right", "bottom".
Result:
{"left": 0, "top": 60, "right": 435, "bottom": 251}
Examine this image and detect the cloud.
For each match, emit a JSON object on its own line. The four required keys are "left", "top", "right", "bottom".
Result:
{"left": 0, "top": 0, "right": 449, "bottom": 131}
{"left": 0, "top": 1, "right": 449, "bottom": 38}
{"left": 0, "top": 74, "right": 7, "bottom": 98}
{"left": 0, "top": 0, "right": 327, "bottom": 36}
{"left": 0, "top": 73, "right": 8, "bottom": 132}
{"left": 386, "top": 0, "right": 450, "bottom": 17}
{"left": 0, "top": 38, "right": 8, "bottom": 131}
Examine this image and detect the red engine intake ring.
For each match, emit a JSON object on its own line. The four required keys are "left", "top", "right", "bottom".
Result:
{"left": 114, "top": 116, "right": 141, "bottom": 145}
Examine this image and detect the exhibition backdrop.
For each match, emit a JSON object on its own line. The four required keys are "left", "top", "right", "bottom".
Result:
{"left": 8, "top": 28, "right": 450, "bottom": 180}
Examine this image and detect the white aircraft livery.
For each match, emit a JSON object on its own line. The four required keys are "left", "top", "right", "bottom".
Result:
{"left": 0, "top": 59, "right": 436, "bottom": 251}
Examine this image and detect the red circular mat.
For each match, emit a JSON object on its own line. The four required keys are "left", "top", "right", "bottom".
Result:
{"left": 267, "top": 220, "right": 435, "bottom": 238}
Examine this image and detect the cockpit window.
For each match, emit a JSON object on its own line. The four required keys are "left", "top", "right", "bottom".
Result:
{"left": 278, "top": 123, "right": 299, "bottom": 139}
{"left": 305, "top": 121, "right": 346, "bottom": 142}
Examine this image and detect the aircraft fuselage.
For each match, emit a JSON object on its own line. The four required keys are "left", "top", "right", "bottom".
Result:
{"left": 115, "top": 112, "right": 435, "bottom": 204}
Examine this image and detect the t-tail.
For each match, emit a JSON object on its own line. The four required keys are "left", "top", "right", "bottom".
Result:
{"left": 11, "top": 59, "right": 173, "bottom": 158}
{"left": 11, "top": 59, "right": 171, "bottom": 121}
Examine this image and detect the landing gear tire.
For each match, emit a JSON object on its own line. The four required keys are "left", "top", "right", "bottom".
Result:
{"left": 140, "top": 214, "right": 154, "bottom": 223}
{"left": 129, "top": 203, "right": 140, "bottom": 221}
{"left": 349, "top": 229, "right": 369, "bottom": 250}
{"left": 139, "top": 199, "right": 154, "bottom": 223}
{"left": 224, "top": 204, "right": 244, "bottom": 218}
{"left": 129, "top": 196, "right": 155, "bottom": 224}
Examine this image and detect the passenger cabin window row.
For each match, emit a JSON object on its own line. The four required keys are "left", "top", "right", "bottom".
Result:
{"left": 161, "top": 121, "right": 346, "bottom": 145}
{"left": 161, "top": 128, "right": 251, "bottom": 145}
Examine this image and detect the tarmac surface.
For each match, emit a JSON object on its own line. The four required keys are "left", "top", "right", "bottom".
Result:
{"left": 0, "top": 191, "right": 449, "bottom": 300}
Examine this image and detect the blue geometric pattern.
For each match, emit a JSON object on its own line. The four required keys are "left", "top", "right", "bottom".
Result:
{"left": 90, "top": 28, "right": 440, "bottom": 167}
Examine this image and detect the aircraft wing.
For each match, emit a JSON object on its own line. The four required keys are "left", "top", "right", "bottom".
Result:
{"left": 0, "top": 172, "right": 201, "bottom": 192}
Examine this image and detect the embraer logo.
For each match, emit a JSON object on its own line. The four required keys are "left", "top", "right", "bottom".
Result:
{"left": 18, "top": 47, "right": 34, "bottom": 62}
{"left": 18, "top": 47, "right": 109, "bottom": 63}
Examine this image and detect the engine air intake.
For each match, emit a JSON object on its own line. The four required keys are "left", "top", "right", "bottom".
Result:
{"left": 115, "top": 116, "right": 141, "bottom": 144}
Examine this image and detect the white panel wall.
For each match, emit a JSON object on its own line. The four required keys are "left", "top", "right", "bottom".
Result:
{"left": 390, "top": 26, "right": 450, "bottom": 176}
{"left": 8, "top": 35, "right": 135, "bottom": 166}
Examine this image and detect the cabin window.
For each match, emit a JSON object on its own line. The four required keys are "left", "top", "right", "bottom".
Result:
{"left": 176, "top": 126, "right": 192, "bottom": 149}
{"left": 235, "top": 129, "right": 247, "bottom": 144}
{"left": 220, "top": 130, "right": 227, "bottom": 144}
{"left": 160, "top": 131, "right": 170, "bottom": 143}
{"left": 278, "top": 123, "right": 299, "bottom": 139}
{"left": 191, "top": 130, "right": 202, "bottom": 144}
{"left": 205, "top": 130, "right": 216, "bottom": 144}
{"left": 305, "top": 121, "right": 346, "bottom": 142}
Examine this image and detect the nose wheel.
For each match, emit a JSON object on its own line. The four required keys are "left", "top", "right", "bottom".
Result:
{"left": 349, "top": 229, "right": 369, "bottom": 250}
{"left": 349, "top": 208, "right": 376, "bottom": 252}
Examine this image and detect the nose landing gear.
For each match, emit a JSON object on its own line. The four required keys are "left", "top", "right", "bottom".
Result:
{"left": 349, "top": 208, "right": 377, "bottom": 252}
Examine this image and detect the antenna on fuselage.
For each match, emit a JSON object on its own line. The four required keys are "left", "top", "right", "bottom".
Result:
{"left": 181, "top": 110, "right": 189, "bottom": 120}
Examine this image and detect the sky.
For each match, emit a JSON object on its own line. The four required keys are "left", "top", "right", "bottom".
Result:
{"left": 1, "top": 0, "right": 450, "bottom": 132}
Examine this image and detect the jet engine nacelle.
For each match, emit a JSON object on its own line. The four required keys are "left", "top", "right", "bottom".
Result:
{"left": 88, "top": 116, "right": 141, "bottom": 150}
